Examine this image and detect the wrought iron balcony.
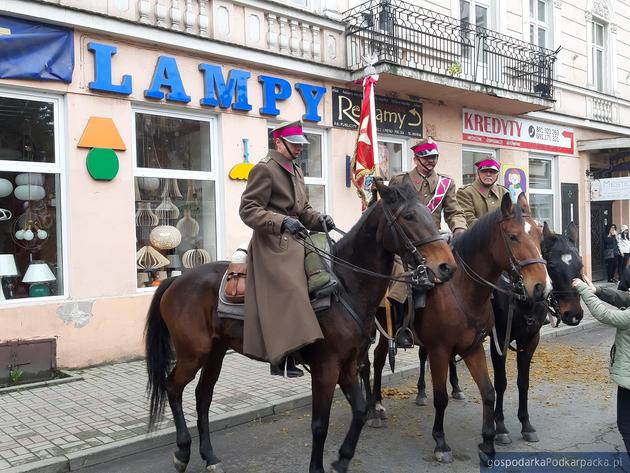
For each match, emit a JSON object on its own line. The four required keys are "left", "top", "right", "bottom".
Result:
{"left": 344, "top": 0, "right": 558, "bottom": 100}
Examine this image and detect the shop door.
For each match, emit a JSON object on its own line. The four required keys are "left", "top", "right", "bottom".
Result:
{"left": 590, "top": 201, "right": 612, "bottom": 281}
{"left": 561, "top": 183, "right": 579, "bottom": 233}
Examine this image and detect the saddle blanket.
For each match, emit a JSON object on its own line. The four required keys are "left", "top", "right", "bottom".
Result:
{"left": 217, "top": 270, "right": 331, "bottom": 321}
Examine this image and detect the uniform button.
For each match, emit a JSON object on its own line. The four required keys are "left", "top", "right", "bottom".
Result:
{"left": 424, "top": 194, "right": 428, "bottom": 197}
{"left": 283, "top": 237, "right": 287, "bottom": 240}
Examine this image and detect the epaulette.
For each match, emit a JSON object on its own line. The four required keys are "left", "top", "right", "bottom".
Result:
{"left": 437, "top": 172, "right": 453, "bottom": 179}
{"left": 259, "top": 156, "right": 270, "bottom": 164}
{"left": 459, "top": 183, "right": 472, "bottom": 190}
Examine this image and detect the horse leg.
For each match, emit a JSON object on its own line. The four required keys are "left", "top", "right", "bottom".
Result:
{"left": 428, "top": 348, "right": 452, "bottom": 463}
{"left": 167, "top": 357, "right": 204, "bottom": 472}
{"left": 449, "top": 358, "right": 466, "bottom": 400}
{"left": 490, "top": 341, "right": 511, "bottom": 445}
{"left": 416, "top": 346, "right": 429, "bottom": 406}
{"left": 196, "top": 346, "right": 228, "bottom": 472}
{"left": 517, "top": 333, "right": 540, "bottom": 443}
{"left": 367, "top": 335, "right": 388, "bottom": 427}
{"left": 331, "top": 363, "right": 369, "bottom": 473}
{"left": 463, "top": 343, "right": 496, "bottom": 466}
{"left": 309, "top": 360, "right": 340, "bottom": 473}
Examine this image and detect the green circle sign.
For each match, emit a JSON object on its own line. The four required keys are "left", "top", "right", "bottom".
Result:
{"left": 86, "top": 148, "right": 119, "bottom": 181}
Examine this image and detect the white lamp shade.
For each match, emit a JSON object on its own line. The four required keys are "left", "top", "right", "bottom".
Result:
{"left": 22, "top": 261, "right": 56, "bottom": 283}
{"left": 0, "top": 254, "right": 18, "bottom": 277}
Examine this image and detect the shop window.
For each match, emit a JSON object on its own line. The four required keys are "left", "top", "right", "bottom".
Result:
{"left": 267, "top": 127, "right": 327, "bottom": 213}
{"left": 462, "top": 147, "right": 497, "bottom": 185}
{"left": 528, "top": 155, "right": 555, "bottom": 226}
{"left": 378, "top": 139, "right": 405, "bottom": 181}
{"left": 134, "top": 110, "right": 217, "bottom": 289}
{"left": 0, "top": 93, "right": 64, "bottom": 302}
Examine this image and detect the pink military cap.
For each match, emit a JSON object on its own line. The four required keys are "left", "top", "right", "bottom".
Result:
{"left": 411, "top": 138, "right": 439, "bottom": 158}
{"left": 475, "top": 158, "right": 500, "bottom": 172}
{"left": 271, "top": 120, "right": 309, "bottom": 144}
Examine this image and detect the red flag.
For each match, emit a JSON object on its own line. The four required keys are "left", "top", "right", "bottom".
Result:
{"left": 350, "top": 75, "right": 378, "bottom": 209}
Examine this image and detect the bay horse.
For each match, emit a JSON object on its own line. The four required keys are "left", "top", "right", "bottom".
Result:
{"left": 364, "top": 193, "right": 551, "bottom": 464}
{"left": 491, "top": 221, "right": 583, "bottom": 445}
{"left": 144, "top": 177, "right": 456, "bottom": 473}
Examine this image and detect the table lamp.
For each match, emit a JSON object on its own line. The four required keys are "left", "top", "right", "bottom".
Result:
{"left": 22, "top": 260, "right": 56, "bottom": 297}
{"left": 0, "top": 254, "right": 18, "bottom": 300}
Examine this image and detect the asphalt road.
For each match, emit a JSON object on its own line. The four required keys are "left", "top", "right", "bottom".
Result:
{"left": 82, "top": 326, "right": 627, "bottom": 473}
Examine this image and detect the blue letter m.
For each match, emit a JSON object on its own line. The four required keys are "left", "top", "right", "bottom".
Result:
{"left": 199, "top": 64, "right": 251, "bottom": 111}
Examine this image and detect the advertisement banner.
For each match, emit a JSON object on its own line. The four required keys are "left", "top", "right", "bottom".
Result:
{"left": 463, "top": 109, "right": 575, "bottom": 155}
{"left": 590, "top": 177, "right": 630, "bottom": 201}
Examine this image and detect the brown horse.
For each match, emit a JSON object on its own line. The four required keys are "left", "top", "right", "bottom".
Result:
{"left": 364, "top": 193, "right": 551, "bottom": 464}
{"left": 144, "top": 177, "right": 456, "bottom": 473}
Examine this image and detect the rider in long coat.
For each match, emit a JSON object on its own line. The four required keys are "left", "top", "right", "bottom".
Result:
{"left": 239, "top": 121, "right": 335, "bottom": 376}
{"left": 456, "top": 158, "right": 509, "bottom": 228}
{"left": 387, "top": 138, "right": 466, "bottom": 346}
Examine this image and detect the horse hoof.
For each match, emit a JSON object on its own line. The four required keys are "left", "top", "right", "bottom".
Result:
{"left": 415, "top": 394, "right": 428, "bottom": 406}
{"left": 451, "top": 391, "right": 466, "bottom": 401}
{"left": 173, "top": 453, "right": 188, "bottom": 473}
{"left": 375, "top": 402, "right": 387, "bottom": 419}
{"left": 478, "top": 449, "right": 494, "bottom": 467}
{"left": 495, "top": 433, "right": 512, "bottom": 445}
{"left": 207, "top": 462, "right": 225, "bottom": 473}
{"left": 434, "top": 450, "right": 453, "bottom": 463}
{"left": 367, "top": 417, "right": 386, "bottom": 428}
{"left": 329, "top": 460, "right": 345, "bottom": 473}
{"left": 522, "top": 431, "right": 539, "bottom": 443}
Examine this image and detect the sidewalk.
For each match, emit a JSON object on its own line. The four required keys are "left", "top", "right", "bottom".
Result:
{"left": 0, "top": 303, "right": 602, "bottom": 473}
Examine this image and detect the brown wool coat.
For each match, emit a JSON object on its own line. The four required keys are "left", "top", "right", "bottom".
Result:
{"left": 456, "top": 179, "right": 510, "bottom": 228}
{"left": 239, "top": 150, "right": 325, "bottom": 364}
{"left": 387, "top": 167, "right": 467, "bottom": 304}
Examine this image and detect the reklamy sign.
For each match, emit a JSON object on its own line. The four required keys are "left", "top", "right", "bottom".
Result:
{"left": 463, "top": 109, "right": 575, "bottom": 155}
{"left": 591, "top": 177, "right": 630, "bottom": 201}
{"left": 332, "top": 87, "right": 422, "bottom": 138}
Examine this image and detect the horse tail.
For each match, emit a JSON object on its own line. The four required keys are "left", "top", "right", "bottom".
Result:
{"left": 145, "top": 277, "right": 177, "bottom": 430}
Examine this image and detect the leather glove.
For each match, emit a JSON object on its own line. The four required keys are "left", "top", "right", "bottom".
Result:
{"left": 281, "top": 217, "right": 307, "bottom": 239}
{"left": 319, "top": 214, "right": 335, "bottom": 230}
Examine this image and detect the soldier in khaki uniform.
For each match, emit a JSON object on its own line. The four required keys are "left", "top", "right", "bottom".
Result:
{"left": 456, "top": 158, "right": 509, "bottom": 228}
{"left": 239, "top": 121, "right": 335, "bottom": 377}
{"left": 387, "top": 138, "right": 466, "bottom": 346}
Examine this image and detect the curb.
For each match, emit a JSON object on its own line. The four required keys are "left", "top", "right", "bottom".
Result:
{"left": 5, "top": 319, "right": 601, "bottom": 473}
{"left": 4, "top": 363, "right": 422, "bottom": 473}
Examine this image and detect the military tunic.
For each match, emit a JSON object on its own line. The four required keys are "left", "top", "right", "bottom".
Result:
{"left": 239, "top": 150, "right": 325, "bottom": 365}
{"left": 456, "top": 179, "right": 510, "bottom": 228}
{"left": 387, "top": 167, "right": 466, "bottom": 303}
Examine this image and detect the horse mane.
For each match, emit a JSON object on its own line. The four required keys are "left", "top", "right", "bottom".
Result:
{"left": 333, "top": 203, "right": 378, "bottom": 258}
{"left": 454, "top": 204, "right": 525, "bottom": 264}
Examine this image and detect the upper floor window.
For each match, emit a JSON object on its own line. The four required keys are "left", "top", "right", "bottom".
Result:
{"left": 591, "top": 19, "right": 607, "bottom": 92}
{"left": 529, "top": 0, "right": 550, "bottom": 49}
{"left": 460, "top": 0, "right": 495, "bottom": 30}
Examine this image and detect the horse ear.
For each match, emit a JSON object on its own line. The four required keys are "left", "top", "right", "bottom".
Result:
{"left": 517, "top": 192, "right": 531, "bottom": 214}
{"left": 500, "top": 192, "right": 513, "bottom": 218}
{"left": 373, "top": 177, "right": 394, "bottom": 203}
{"left": 543, "top": 221, "right": 555, "bottom": 239}
{"left": 566, "top": 221, "right": 579, "bottom": 247}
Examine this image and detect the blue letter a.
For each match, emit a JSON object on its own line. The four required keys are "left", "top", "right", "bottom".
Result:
{"left": 144, "top": 56, "right": 191, "bottom": 103}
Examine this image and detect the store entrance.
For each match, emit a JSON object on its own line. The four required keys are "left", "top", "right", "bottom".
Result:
{"left": 590, "top": 201, "right": 612, "bottom": 281}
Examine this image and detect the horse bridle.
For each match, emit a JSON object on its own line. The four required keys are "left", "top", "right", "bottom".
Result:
{"left": 382, "top": 200, "right": 445, "bottom": 286}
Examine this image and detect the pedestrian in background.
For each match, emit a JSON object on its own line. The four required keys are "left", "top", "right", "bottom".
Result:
{"left": 604, "top": 223, "right": 622, "bottom": 282}
{"left": 618, "top": 225, "right": 630, "bottom": 280}
{"left": 572, "top": 275, "right": 630, "bottom": 454}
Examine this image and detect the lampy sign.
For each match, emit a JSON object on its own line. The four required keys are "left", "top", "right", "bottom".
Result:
{"left": 463, "top": 109, "right": 575, "bottom": 155}
{"left": 87, "top": 42, "right": 327, "bottom": 121}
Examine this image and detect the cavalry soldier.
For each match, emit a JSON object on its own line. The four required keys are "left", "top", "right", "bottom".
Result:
{"left": 239, "top": 121, "right": 335, "bottom": 377}
{"left": 387, "top": 138, "right": 466, "bottom": 347}
{"left": 456, "top": 158, "right": 509, "bottom": 227}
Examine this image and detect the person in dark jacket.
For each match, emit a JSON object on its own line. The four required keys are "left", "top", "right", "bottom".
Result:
{"left": 604, "top": 223, "right": 622, "bottom": 282}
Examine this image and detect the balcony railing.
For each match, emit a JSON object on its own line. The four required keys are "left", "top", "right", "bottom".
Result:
{"left": 344, "top": 0, "right": 558, "bottom": 99}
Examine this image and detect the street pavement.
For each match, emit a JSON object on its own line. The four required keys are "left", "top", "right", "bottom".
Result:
{"left": 79, "top": 325, "right": 627, "bottom": 473}
{"left": 0, "top": 299, "right": 604, "bottom": 473}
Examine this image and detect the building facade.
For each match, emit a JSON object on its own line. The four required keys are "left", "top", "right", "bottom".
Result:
{"left": 0, "top": 0, "right": 628, "bottom": 370}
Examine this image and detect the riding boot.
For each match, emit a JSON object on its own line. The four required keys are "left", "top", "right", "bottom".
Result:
{"left": 390, "top": 299, "right": 413, "bottom": 349}
{"left": 270, "top": 356, "right": 304, "bottom": 378}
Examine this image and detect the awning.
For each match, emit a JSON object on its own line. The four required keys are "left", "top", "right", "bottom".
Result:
{"left": 577, "top": 137, "right": 630, "bottom": 152}
{"left": 0, "top": 15, "right": 74, "bottom": 83}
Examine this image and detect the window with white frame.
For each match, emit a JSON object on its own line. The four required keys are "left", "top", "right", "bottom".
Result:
{"left": 591, "top": 19, "right": 607, "bottom": 92}
{"left": 0, "top": 92, "right": 64, "bottom": 301}
{"left": 462, "top": 147, "right": 497, "bottom": 185}
{"left": 267, "top": 127, "right": 327, "bottom": 213}
{"left": 134, "top": 109, "right": 218, "bottom": 289}
{"left": 529, "top": 0, "right": 550, "bottom": 49}
{"left": 378, "top": 138, "right": 407, "bottom": 181}
{"left": 528, "top": 155, "right": 555, "bottom": 226}
{"left": 460, "top": 0, "right": 496, "bottom": 60}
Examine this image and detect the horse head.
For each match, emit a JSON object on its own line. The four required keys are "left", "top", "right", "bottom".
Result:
{"left": 498, "top": 192, "right": 551, "bottom": 304}
{"left": 373, "top": 176, "right": 456, "bottom": 284}
{"left": 542, "top": 221, "right": 584, "bottom": 326}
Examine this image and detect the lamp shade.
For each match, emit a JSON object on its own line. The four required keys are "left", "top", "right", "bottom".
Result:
{"left": 22, "top": 261, "right": 56, "bottom": 283}
{"left": 0, "top": 254, "right": 18, "bottom": 277}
